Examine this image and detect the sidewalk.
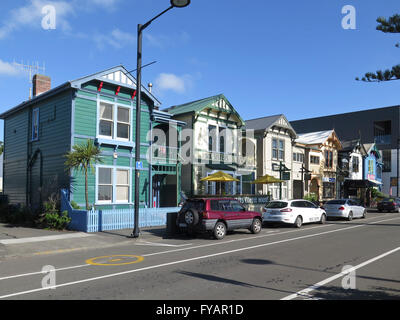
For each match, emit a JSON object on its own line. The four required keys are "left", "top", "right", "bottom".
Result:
{"left": 0, "top": 223, "right": 173, "bottom": 260}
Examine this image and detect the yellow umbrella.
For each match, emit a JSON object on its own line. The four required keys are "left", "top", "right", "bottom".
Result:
{"left": 251, "top": 174, "right": 283, "bottom": 184}
{"left": 201, "top": 171, "right": 239, "bottom": 195}
{"left": 201, "top": 171, "right": 239, "bottom": 182}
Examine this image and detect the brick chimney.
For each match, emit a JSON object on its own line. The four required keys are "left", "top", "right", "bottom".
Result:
{"left": 33, "top": 74, "right": 51, "bottom": 97}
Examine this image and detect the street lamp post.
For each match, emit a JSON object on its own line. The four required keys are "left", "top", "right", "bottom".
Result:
{"left": 130, "top": 0, "right": 191, "bottom": 238}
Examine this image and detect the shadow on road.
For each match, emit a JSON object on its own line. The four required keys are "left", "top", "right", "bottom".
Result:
{"left": 310, "top": 285, "right": 400, "bottom": 300}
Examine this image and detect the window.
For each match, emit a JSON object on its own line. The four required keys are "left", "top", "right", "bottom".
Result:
{"left": 98, "top": 168, "right": 113, "bottom": 202}
{"left": 310, "top": 156, "right": 320, "bottom": 165}
{"left": 32, "top": 108, "right": 40, "bottom": 141}
{"left": 97, "top": 167, "right": 131, "bottom": 203}
{"left": 99, "top": 102, "right": 131, "bottom": 141}
{"left": 374, "top": 121, "right": 391, "bottom": 145}
{"left": 382, "top": 150, "right": 391, "bottom": 172}
{"left": 325, "top": 151, "right": 333, "bottom": 168}
{"left": 219, "top": 127, "right": 225, "bottom": 153}
{"left": 368, "top": 160, "right": 374, "bottom": 175}
{"left": 208, "top": 125, "right": 217, "bottom": 152}
{"left": 323, "top": 182, "right": 335, "bottom": 199}
{"left": 279, "top": 140, "right": 285, "bottom": 160}
{"left": 272, "top": 139, "right": 284, "bottom": 160}
{"left": 99, "top": 103, "right": 114, "bottom": 138}
{"left": 117, "top": 107, "right": 130, "bottom": 140}
{"left": 293, "top": 153, "right": 304, "bottom": 163}
{"left": 116, "top": 169, "right": 130, "bottom": 202}
{"left": 352, "top": 156, "right": 359, "bottom": 173}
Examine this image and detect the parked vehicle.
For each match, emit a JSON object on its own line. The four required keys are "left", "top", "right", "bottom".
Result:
{"left": 377, "top": 198, "right": 400, "bottom": 213}
{"left": 176, "top": 198, "right": 263, "bottom": 240}
{"left": 262, "top": 200, "right": 327, "bottom": 228}
{"left": 323, "top": 199, "right": 366, "bottom": 221}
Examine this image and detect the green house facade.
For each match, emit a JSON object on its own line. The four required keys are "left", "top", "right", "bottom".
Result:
{"left": 165, "top": 94, "right": 257, "bottom": 197}
{"left": 0, "top": 66, "right": 183, "bottom": 211}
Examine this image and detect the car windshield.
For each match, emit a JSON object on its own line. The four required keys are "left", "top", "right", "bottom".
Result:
{"left": 382, "top": 198, "right": 395, "bottom": 202}
{"left": 266, "top": 201, "right": 288, "bottom": 209}
{"left": 183, "top": 200, "right": 205, "bottom": 211}
{"left": 326, "top": 200, "right": 346, "bottom": 205}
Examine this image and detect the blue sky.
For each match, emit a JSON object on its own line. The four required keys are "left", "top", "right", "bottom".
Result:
{"left": 1, "top": 0, "right": 400, "bottom": 141}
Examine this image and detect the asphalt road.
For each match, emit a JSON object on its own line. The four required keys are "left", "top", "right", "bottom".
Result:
{"left": 0, "top": 211, "right": 399, "bottom": 301}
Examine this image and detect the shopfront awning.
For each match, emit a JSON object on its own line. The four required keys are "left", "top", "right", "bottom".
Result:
{"left": 344, "top": 179, "right": 382, "bottom": 188}
{"left": 206, "top": 164, "right": 236, "bottom": 172}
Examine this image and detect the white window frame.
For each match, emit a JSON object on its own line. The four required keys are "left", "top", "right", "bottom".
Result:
{"left": 97, "top": 100, "right": 132, "bottom": 142}
{"left": 96, "top": 165, "right": 132, "bottom": 205}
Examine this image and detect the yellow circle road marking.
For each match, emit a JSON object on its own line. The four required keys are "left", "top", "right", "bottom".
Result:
{"left": 86, "top": 255, "right": 144, "bottom": 266}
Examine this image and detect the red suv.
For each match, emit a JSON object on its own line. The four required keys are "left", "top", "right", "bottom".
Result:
{"left": 177, "top": 198, "right": 263, "bottom": 240}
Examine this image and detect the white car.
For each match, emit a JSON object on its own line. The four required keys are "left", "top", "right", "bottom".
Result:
{"left": 263, "top": 200, "right": 327, "bottom": 228}
{"left": 323, "top": 199, "right": 366, "bottom": 221}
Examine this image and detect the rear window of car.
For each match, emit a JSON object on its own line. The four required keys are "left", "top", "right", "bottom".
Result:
{"left": 266, "top": 201, "right": 288, "bottom": 209}
{"left": 382, "top": 198, "right": 395, "bottom": 202}
{"left": 326, "top": 200, "right": 346, "bottom": 205}
{"left": 183, "top": 200, "right": 205, "bottom": 211}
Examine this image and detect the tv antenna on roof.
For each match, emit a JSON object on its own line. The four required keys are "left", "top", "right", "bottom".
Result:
{"left": 13, "top": 60, "right": 46, "bottom": 99}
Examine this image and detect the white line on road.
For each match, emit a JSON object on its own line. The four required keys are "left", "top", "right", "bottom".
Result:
{"left": 0, "top": 216, "right": 398, "bottom": 299}
{"left": 281, "top": 246, "right": 400, "bottom": 300}
{"left": 135, "top": 241, "right": 193, "bottom": 247}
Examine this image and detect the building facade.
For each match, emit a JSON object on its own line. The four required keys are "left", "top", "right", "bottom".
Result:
{"left": 0, "top": 66, "right": 184, "bottom": 210}
{"left": 166, "top": 94, "right": 257, "bottom": 197}
{"left": 295, "top": 130, "right": 342, "bottom": 201}
{"left": 291, "top": 106, "right": 400, "bottom": 196}
{"left": 245, "top": 114, "right": 297, "bottom": 200}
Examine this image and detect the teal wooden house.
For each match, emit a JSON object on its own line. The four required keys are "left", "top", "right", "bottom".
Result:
{"left": 0, "top": 66, "right": 184, "bottom": 211}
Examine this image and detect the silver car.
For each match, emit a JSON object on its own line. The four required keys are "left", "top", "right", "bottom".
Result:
{"left": 323, "top": 199, "right": 366, "bottom": 221}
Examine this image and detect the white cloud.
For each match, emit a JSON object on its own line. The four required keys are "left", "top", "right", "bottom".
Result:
{"left": 0, "top": 60, "right": 23, "bottom": 76}
{"left": 155, "top": 73, "right": 193, "bottom": 94}
{"left": 0, "top": 0, "right": 75, "bottom": 39}
{"left": 94, "top": 28, "right": 135, "bottom": 49}
{"left": 0, "top": 0, "right": 121, "bottom": 40}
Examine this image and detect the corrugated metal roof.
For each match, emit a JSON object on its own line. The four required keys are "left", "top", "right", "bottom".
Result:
{"left": 245, "top": 114, "right": 283, "bottom": 131}
{"left": 296, "top": 130, "right": 334, "bottom": 145}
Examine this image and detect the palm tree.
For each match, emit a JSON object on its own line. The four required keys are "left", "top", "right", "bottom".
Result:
{"left": 65, "top": 139, "right": 102, "bottom": 210}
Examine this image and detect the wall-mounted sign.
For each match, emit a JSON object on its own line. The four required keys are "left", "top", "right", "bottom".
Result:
{"left": 391, "top": 177, "right": 398, "bottom": 187}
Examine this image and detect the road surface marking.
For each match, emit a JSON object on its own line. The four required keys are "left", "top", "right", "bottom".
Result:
{"left": 281, "top": 246, "right": 400, "bottom": 300}
{"left": 0, "top": 214, "right": 396, "bottom": 282}
{"left": 0, "top": 216, "right": 398, "bottom": 299}
{"left": 0, "top": 233, "right": 93, "bottom": 245}
{"left": 85, "top": 255, "right": 144, "bottom": 266}
{"left": 135, "top": 241, "right": 193, "bottom": 247}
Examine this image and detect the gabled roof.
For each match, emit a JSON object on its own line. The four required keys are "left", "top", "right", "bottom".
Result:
{"left": 362, "top": 143, "right": 381, "bottom": 160}
{"left": 339, "top": 139, "right": 362, "bottom": 153}
{"left": 0, "top": 65, "right": 160, "bottom": 119}
{"left": 245, "top": 114, "right": 297, "bottom": 138}
{"left": 164, "top": 94, "right": 245, "bottom": 126}
{"left": 296, "top": 129, "right": 342, "bottom": 149}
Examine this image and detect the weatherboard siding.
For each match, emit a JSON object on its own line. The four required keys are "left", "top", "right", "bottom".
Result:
{"left": 4, "top": 91, "right": 72, "bottom": 207}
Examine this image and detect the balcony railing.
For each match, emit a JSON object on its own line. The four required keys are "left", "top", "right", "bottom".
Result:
{"left": 151, "top": 145, "right": 179, "bottom": 165}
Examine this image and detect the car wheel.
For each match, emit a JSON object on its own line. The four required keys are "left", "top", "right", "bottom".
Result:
{"left": 250, "top": 218, "right": 262, "bottom": 234}
{"left": 294, "top": 216, "right": 303, "bottom": 228}
{"left": 362, "top": 210, "right": 367, "bottom": 219}
{"left": 320, "top": 214, "right": 327, "bottom": 224}
{"left": 184, "top": 209, "right": 199, "bottom": 227}
{"left": 213, "top": 222, "right": 227, "bottom": 240}
{"left": 348, "top": 212, "right": 353, "bottom": 221}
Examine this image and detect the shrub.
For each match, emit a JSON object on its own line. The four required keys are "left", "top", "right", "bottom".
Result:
{"left": 70, "top": 201, "right": 81, "bottom": 210}
{"left": 304, "top": 193, "right": 318, "bottom": 202}
{"left": 42, "top": 211, "right": 71, "bottom": 230}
